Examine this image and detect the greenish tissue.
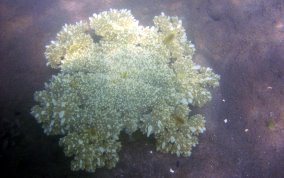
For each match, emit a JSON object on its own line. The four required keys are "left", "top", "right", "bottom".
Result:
{"left": 31, "top": 9, "right": 219, "bottom": 172}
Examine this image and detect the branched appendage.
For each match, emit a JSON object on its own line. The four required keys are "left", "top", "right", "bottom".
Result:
{"left": 163, "top": 32, "right": 176, "bottom": 45}
{"left": 31, "top": 9, "right": 219, "bottom": 173}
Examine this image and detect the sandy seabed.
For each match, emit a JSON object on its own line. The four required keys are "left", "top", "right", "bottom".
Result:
{"left": 0, "top": 0, "right": 283, "bottom": 177}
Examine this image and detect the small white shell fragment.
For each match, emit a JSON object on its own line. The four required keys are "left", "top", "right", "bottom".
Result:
{"left": 170, "top": 168, "right": 175, "bottom": 173}
{"left": 224, "top": 119, "right": 228, "bottom": 123}
{"left": 244, "top": 129, "right": 249, "bottom": 132}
